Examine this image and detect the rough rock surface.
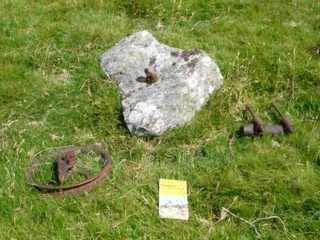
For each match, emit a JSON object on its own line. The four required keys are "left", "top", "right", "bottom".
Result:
{"left": 101, "top": 31, "right": 223, "bottom": 136}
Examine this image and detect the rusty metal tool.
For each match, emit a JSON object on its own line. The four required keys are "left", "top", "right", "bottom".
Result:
{"left": 26, "top": 145, "right": 112, "bottom": 196}
{"left": 241, "top": 123, "right": 284, "bottom": 138}
{"left": 56, "top": 151, "right": 76, "bottom": 184}
{"left": 245, "top": 105, "right": 264, "bottom": 135}
{"left": 235, "top": 103, "right": 294, "bottom": 140}
{"left": 271, "top": 102, "right": 293, "bottom": 133}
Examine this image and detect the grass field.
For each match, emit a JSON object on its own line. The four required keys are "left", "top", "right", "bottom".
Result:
{"left": 1, "top": 0, "right": 320, "bottom": 239}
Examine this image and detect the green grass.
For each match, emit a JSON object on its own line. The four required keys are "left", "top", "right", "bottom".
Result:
{"left": 1, "top": 0, "right": 320, "bottom": 239}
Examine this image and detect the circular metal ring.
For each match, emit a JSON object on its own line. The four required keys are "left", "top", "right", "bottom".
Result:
{"left": 26, "top": 145, "right": 112, "bottom": 196}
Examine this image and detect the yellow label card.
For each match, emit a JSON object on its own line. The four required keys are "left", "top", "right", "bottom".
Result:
{"left": 159, "top": 179, "right": 187, "bottom": 196}
{"left": 159, "top": 179, "right": 189, "bottom": 220}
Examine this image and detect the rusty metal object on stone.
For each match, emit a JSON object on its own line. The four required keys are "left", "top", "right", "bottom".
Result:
{"left": 144, "top": 67, "right": 159, "bottom": 84}
{"left": 26, "top": 145, "right": 112, "bottom": 196}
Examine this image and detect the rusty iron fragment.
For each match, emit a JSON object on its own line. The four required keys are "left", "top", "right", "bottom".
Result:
{"left": 56, "top": 151, "right": 76, "bottom": 184}
{"left": 144, "top": 67, "right": 159, "bottom": 84}
{"left": 245, "top": 105, "right": 264, "bottom": 135}
{"left": 26, "top": 145, "right": 112, "bottom": 196}
{"left": 271, "top": 102, "right": 294, "bottom": 133}
{"left": 235, "top": 103, "right": 294, "bottom": 139}
{"left": 241, "top": 123, "right": 284, "bottom": 138}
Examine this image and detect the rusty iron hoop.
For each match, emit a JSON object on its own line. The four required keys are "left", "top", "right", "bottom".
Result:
{"left": 26, "top": 145, "right": 112, "bottom": 196}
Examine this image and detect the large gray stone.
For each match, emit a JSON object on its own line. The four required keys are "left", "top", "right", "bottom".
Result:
{"left": 101, "top": 31, "right": 223, "bottom": 136}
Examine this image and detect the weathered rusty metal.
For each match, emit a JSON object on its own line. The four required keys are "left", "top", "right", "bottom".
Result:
{"left": 241, "top": 123, "right": 284, "bottom": 138}
{"left": 56, "top": 151, "right": 76, "bottom": 184}
{"left": 144, "top": 67, "right": 159, "bottom": 84}
{"left": 236, "top": 103, "right": 294, "bottom": 139}
{"left": 271, "top": 102, "right": 294, "bottom": 133}
{"left": 264, "top": 124, "right": 285, "bottom": 137}
{"left": 26, "top": 145, "right": 112, "bottom": 196}
{"left": 245, "top": 105, "right": 264, "bottom": 135}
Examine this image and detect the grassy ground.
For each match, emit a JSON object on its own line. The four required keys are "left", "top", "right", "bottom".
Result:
{"left": 1, "top": 0, "right": 320, "bottom": 239}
